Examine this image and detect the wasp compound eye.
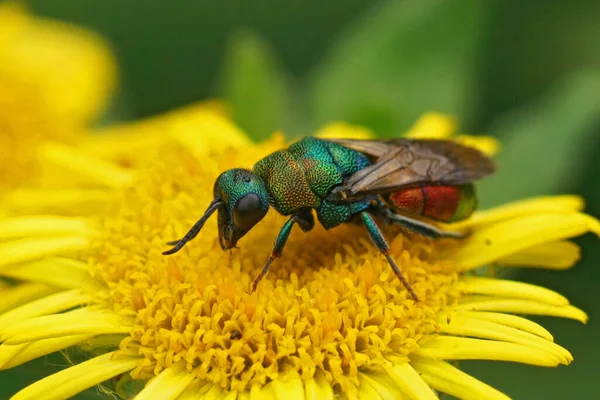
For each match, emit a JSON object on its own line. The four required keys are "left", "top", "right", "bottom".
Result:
{"left": 233, "top": 193, "right": 265, "bottom": 232}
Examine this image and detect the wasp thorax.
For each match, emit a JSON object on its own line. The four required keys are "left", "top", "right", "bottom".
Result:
{"left": 214, "top": 168, "right": 270, "bottom": 249}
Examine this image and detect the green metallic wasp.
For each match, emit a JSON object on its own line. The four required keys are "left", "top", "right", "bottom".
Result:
{"left": 163, "top": 137, "right": 495, "bottom": 301}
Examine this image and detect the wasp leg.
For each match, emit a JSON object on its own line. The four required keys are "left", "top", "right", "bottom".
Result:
{"left": 296, "top": 208, "right": 315, "bottom": 232}
{"left": 360, "top": 212, "right": 419, "bottom": 301}
{"left": 374, "top": 206, "right": 465, "bottom": 239}
{"left": 249, "top": 215, "right": 298, "bottom": 293}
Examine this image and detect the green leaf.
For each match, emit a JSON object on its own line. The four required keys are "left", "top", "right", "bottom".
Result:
{"left": 217, "top": 30, "right": 291, "bottom": 141}
{"left": 478, "top": 68, "right": 600, "bottom": 208}
{"left": 307, "top": 0, "right": 487, "bottom": 136}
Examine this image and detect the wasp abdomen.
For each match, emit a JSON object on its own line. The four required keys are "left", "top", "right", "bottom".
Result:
{"left": 385, "top": 184, "right": 477, "bottom": 223}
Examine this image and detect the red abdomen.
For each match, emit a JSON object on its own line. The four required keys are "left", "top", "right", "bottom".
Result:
{"left": 384, "top": 185, "right": 477, "bottom": 223}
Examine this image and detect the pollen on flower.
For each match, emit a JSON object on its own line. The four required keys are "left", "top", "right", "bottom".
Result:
{"left": 86, "top": 138, "right": 460, "bottom": 392}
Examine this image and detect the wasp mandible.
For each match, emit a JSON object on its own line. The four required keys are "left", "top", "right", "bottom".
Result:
{"left": 163, "top": 137, "right": 495, "bottom": 301}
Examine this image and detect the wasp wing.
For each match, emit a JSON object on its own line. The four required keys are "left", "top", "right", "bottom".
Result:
{"left": 328, "top": 138, "right": 495, "bottom": 200}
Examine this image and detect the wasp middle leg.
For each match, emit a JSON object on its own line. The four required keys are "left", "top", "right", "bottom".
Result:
{"left": 360, "top": 211, "right": 419, "bottom": 301}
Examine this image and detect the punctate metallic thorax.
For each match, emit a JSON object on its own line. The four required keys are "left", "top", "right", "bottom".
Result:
{"left": 253, "top": 137, "right": 371, "bottom": 215}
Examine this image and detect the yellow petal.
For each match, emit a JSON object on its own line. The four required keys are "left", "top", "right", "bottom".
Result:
{"left": 383, "top": 362, "right": 438, "bottom": 400}
{"left": 270, "top": 372, "right": 305, "bottom": 400}
{"left": 314, "top": 122, "right": 374, "bottom": 140}
{"left": 175, "top": 381, "right": 215, "bottom": 400}
{"left": 404, "top": 112, "right": 457, "bottom": 139}
{"left": 451, "top": 195, "right": 585, "bottom": 230}
{"left": 0, "top": 334, "right": 92, "bottom": 369}
{"left": 249, "top": 382, "right": 275, "bottom": 400}
{"left": 497, "top": 240, "right": 580, "bottom": 270}
{"left": 87, "top": 102, "right": 237, "bottom": 159}
{"left": 2, "top": 188, "right": 116, "bottom": 216}
{"left": 416, "top": 336, "right": 564, "bottom": 366}
{"left": 224, "top": 390, "right": 239, "bottom": 400}
{"left": 437, "top": 314, "right": 571, "bottom": 364}
{"left": 0, "top": 5, "right": 116, "bottom": 124}
{"left": 0, "top": 2, "right": 29, "bottom": 44}
{"left": 448, "top": 212, "right": 600, "bottom": 271}
{"left": 201, "top": 384, "right": 226, "bottom": 400}
{"left": 1, "top": 309, "right": 131, "bottom": 344}
{"left": 358, "top": 370, "right": 408, "bottom": 399}
{"left": 83, "top": 128, "right": 168, "bottom": 164}
{"left": 0, "top": 236, "right": 90, "bottom": 272}
{"left": 11, "top": 351, "right": 139, "bottom": 400}
{"left": 193, "top": 99, "right": 231, "bottom": 118}
{"left": 174, "top": 112, "right": 252, "bottom": 160}
{"left": 304, "top": 376, "right": 334, "bottom": 400}
{"left": 238, "top": 391, "right": 250, "bottom": 400}
{"left": 0, "top": 283, "right": 57, "bottom": 314}
{"left": 451, "top": 311, "right": 553, "bottom": 341}
{"left": 0, "top": 216, "right": 94, "bottom": 240}
{"left": 1, "top": 257, "right": 90, "bottom": 289}
{"left": 134, "top": 362, "right": 194, "bottom": 400}
{"left": 455, "top": 298, "right": 588, "bottom": 323}
{"left": 459, "top": 276, "right": 569, "bottom": 306}
{"left": 39, "top": 142, "right": 134, "bottom": 188}
{"left": 354, "top": 377, "right": 383, "bottom": 400}
{"left": 410, "top": 356, "right": 510, "bottom": 400}
{"left": 454, "top": 135, "right": 501, "bottom": 157}
{"left": 0, "top": 289, "right": 90, "bottom": 327}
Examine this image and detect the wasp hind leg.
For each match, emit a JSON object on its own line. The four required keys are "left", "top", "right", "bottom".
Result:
{"left": 360, "top": 212, "right": 419, "bottom": 301}
{"left": 374, "top": 205, "right": 465, "bottom": 239}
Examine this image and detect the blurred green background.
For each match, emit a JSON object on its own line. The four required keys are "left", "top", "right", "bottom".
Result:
{"left": 2, "top": 0, "right": 600, "bottom": 398}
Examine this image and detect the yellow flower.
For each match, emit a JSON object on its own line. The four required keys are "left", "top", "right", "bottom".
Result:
{"left": 0, "top": 101, "right": 238, "bottom": 219}
{"left": 0, "top": 2, "right": 116, "bottom": 191}
{"left": 0, "top": 111, "right": 597, "bottom": 400}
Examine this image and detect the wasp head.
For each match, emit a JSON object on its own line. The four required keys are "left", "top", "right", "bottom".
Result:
{"left": 213, "top": 168, "right": 270, "bottom": 250}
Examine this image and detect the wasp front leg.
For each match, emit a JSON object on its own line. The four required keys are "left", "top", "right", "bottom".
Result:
{"left": 249, "top": 214, "right": 299, "bottom": 293}
{"left": 373, "top": 205, "right": 465, "bottom": 239}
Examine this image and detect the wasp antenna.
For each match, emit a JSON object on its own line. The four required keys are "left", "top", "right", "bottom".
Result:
{"left": 163, "top": 199, "right": 222, "bottom": 255}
